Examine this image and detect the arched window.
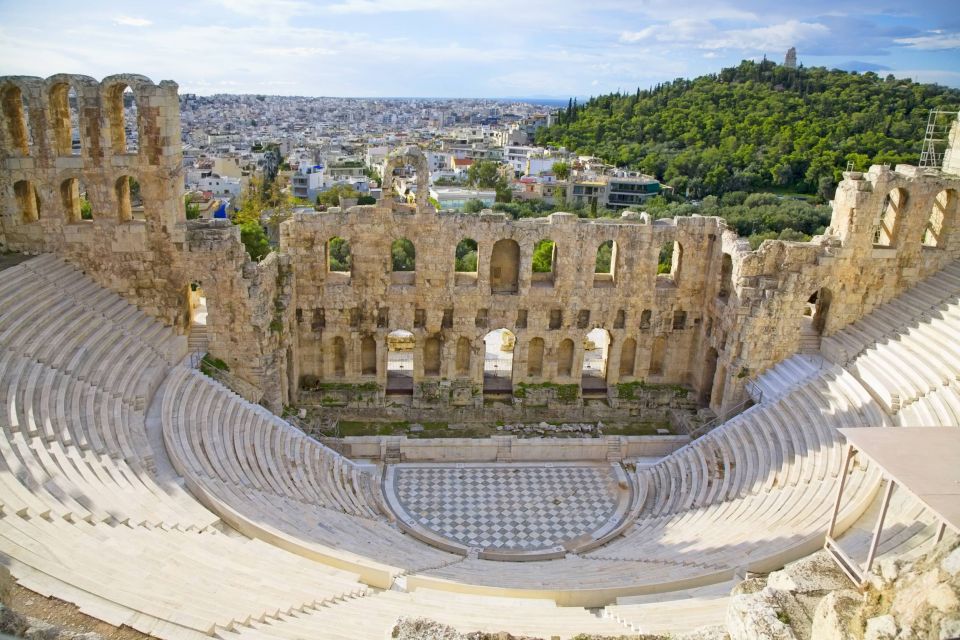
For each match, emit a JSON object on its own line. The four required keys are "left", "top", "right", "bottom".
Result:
{"left": 619, "top": 338, "right": 637, "bottom": 377}
{"left": 924, "top": 189, "right": 956, "bottom": 248}
{"left": 455, "top": 238, "right": 478, "bottom": 272}
{"left": 1, "top": 85, "right": 30, "bottom": 154}
{"left": 455, "top": 337, "right": 471, "bottom": 375}
{"left": 490, "top": 239, "right": 520, "bottom": 293}
{"left": 332, "top": 336, "right": 346, "bottom": 377}
{"left": 50, "top": 83, "right": 81, "bottom": 156}
{"left": 874, "top": 187, "right": 906, "bottom": 247}
{"left": 391, "top": 238, "right": 416, "bottom": 270}
{"left": 593, "top": 240, "right": 616, "bottom": 287}
{"left": 423, "top": 335, "right": 442, "bottom": 376}
{"left": 557, "top": 338, "right": 574, "bottom": 377}
{"left": 60, "top": 178, "right": 81, "bottom": 223}
{"left": 719, "top": 253, "right": 733, "bottom": 299}
{"left": 532, "top": 238, "right": 556, "bottom": 287}
{"left": 455, "top": 238, "right": 478, "bottom": 286}
{"left": 360, "top": 336, "right": 377, "bottom": 375}
{"left": 527, "top": 337, "right": 544, "bottom": 376}
{"left": 14, "top": 180, "right": 39, "bottom": 223}
{"left": 115, "top": 175, "right": 136, "bottom": 222}
{"left": 327, "top": 236, "right": 352, "bottom": 274}
{"left": 106, "top": 84, "right": 138, "bottom": 154}
{"left": 649, "top": 336, "right": 667, "bottom": 376}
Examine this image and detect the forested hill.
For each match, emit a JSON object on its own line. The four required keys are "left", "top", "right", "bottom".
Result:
{"left": 535, "top": 59, "right": 960, "bottom": 198}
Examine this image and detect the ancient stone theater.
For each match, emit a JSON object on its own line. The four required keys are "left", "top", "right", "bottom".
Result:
{"left": 0, "top": 73, "right": 958, "bottom": 639}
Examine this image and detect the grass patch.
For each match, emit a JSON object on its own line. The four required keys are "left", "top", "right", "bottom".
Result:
{"left": 616, "top": 380, "right": 689, "bottom": 399}
{"left": 200, "top": 354, "right": 229, "bottom": 377}
{"left": 514, "top": 382, "right": 579, "bottom": 402}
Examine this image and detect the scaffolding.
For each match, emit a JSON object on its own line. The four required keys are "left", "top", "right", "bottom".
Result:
{"left": 918, "top": 108, "right": 958, "bottom": 170}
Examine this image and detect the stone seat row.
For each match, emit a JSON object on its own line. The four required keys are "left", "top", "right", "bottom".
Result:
{"left": 414, "top": 403, "right": 879, "bottom": 593}
{"left": 638, "top": 363, "right": 884, "bottom": 522}
{"left": 838, "top": 291, "right": 960, "bottom": 412}
{"left": 15, "top": 254, "right": 183, "bottom": 365}
{"left": 0, "top": 347, "right": 217, "bottom": 528}
{"left": 895, "top": 380, "right": 960, "bottom": 426}
{"left": 821, "top": 260, "right": 960, "bottom": 367}
{"left": 227, "top": 587, "right": 631, "bottom": 640}
{"left": 0, "top": 267, "right": 176, "bottom": 412}
{"left": 750, "top": 353, "right": 826, "bottom": 404}
{"left": 1, "top": 256, "right": 393, "bottom": 640}
{"left": 0, "top": 512, "right": 368, "bottom": 640}
{"left": 162, "top": 366, "right": 380, "bottom": 519}
{"left": 412, "top": 457, "right": 878, "bottom": 597}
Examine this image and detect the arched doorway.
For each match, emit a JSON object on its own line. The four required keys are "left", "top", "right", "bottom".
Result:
{"left": 187, "top": 283, "right": 208, "bottom": 354}
{"left": 804, "top": 287, "right": 832, "bottom": 352}
{"left": 483, "top": 328, "right": 515, "bottom": 394}
{"left": 386, "top": 329, "right": 415, "bottom": 394}
{"left": 701, "top": 347, "right": 718, "bottom": 405}
{"left": 581, "top": 327, "right": 610, "bottom": 394}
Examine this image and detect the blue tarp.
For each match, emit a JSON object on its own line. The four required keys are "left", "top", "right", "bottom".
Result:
{"left": 212, "top": 201, "right": 227, "bottom": 218}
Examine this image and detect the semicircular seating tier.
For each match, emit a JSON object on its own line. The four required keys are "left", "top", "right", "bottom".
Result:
{"left": 819, "top": 261, "right": 960, "bottom": 426}
{"left": 2, "top": 253, "right": 958, "bottom": 638}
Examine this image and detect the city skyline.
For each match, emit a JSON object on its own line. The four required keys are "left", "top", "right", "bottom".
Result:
{"left": 0, "top": 0, "right": 958, "bottom": 97}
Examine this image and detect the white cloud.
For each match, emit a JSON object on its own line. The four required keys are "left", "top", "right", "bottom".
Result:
{"left": 895, "top": 32, "right": 960, "bottom": 50}
{"left": 326, "top": 0, "right": 453, "bottom": 13}
{"left": 114, "top": 16, "right": 152, "bottom": 27}
{"left": 622, "top": 18, "right": 829, "bottom": 52}
{"left": 701, "top": 20, "right": 830, "bottom": 51}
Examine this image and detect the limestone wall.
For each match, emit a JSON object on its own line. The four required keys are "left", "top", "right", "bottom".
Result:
{"left": 2, "top": 74, "right": 959, "bottom": 416}
{"left": 0, "top": 74, "right": 291, "bottom": 409}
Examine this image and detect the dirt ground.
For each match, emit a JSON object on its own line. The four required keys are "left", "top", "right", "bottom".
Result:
{"left": 6, "top": 583, "right": 154, "bottom": 640}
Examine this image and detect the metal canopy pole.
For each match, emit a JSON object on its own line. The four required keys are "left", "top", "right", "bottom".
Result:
{"left": 864, "top": 480, "right": 896, "bottom": 578}
{"left": 827, "top": 444, "right": 855, "bottom": 538}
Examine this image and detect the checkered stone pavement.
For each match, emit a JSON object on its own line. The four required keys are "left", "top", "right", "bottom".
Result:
{"left": 392, "top": 464, "right": 621, "bottom": 551}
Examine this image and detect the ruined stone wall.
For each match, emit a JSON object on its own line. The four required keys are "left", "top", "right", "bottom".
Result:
{"left": 3, "top": 74, "right": 959, "bottom": 417}
{"left": 0, "top": 74, "right": 291, "bottom": 410}
{"left": 281, "top": 207, "right": 723, "bottom": 406}
{"left": 283, "top": 145, "right": 960, "bottom": 415}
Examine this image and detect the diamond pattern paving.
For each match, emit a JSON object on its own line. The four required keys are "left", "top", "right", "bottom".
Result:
{"left": 392, "top": 464, "right": 622, "bottom": 551}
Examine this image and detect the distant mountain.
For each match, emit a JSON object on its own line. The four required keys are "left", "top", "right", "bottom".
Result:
{"left": 536, "top": 59, "right": 960, "bottom": 197}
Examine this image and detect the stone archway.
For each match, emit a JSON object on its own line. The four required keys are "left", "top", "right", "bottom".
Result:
{"left": 382, "top": 145, "right": 430, "bottom": 212}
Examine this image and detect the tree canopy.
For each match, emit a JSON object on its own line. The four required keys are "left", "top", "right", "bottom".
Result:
{"left": 537, "top": 60, "right": 960, "bottom": 198}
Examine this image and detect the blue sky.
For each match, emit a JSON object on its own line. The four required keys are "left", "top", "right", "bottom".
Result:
{"left": 0, "top": 0, "right": 958, "bottom": 97}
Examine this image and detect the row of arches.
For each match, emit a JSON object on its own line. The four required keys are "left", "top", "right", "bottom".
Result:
{"left": 318, "top": 328, "right": 671, "bottom": 395}
{"left": 874, "top": 187, "right": 957, "bottom": 249}
{"left": 1, "top": 81, "right": 138, "bottom": 157}
{"left": 11, "top": 176, "right": 139, "bottom": 224}
{"left": 323, "top": 236, "right": 679, "bottom": 290}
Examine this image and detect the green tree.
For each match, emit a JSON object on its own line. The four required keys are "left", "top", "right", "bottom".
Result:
{"left": 391, "top": 238, "right": 416, "bottom": 271}
{"left": 534, "top": 61, "right": 960, "bottom": 197}
{"left": 532, "top": 239, "right": 555, "bottom": 273}
{"left": 239, "top": 222, "right": 270, "bottom": 261}
{"left": 328, "top": 236, "right": 352, "bottom": 271}
{"left": 455, "top": 238, "right": 478, "bottom": 272}
{"left": 80, "top": 196, "right": 93, "bottom": 220}
{"left": 552, "top": 161, "right": 570, "bottom": 181}
{"left": 595, "top": 240, "right": 613, "bottom": 273}
{"left": 466, "top": 160, "right": 503, "bottom": 188}
{"left": 316, "top": 183, "right": 361, "bottom": 207}
{"left": 463, "top": 198, "right": 485, "bottom": 213}
{"left": 185, "top": 195, "right": 201, "bottom": 220}
{"left": 658, "top": 242, "right": 673, "bottom": 274}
